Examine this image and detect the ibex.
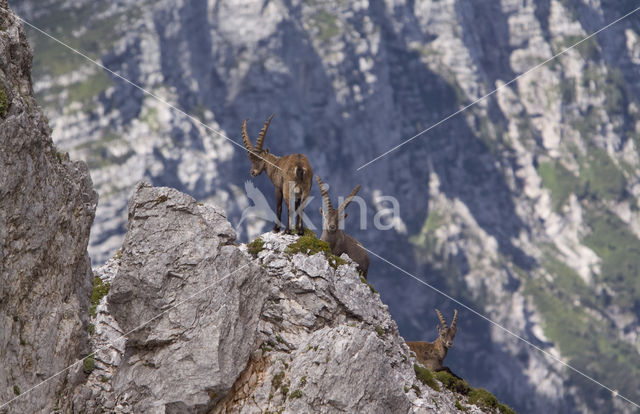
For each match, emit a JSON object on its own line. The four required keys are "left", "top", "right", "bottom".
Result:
{"left": 242, "top": 115, "right": 312, "bottom": 235}
{"left": 315, "top": 175, "right": 370, "bottom": 278}
{"left": 407, "top": 309, "right": 458, "bottom": 374}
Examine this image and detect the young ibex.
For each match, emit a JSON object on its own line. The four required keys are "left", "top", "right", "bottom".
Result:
{"left": 407, "top": 309, "right": 458, "bottom": 373}
{"left": 315, "top": 175, "right": 370, "bottom": 278}
{"left": 242, "top": 115, "right": 312, "bottom": 235}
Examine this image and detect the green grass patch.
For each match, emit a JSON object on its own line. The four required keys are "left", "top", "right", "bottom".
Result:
{"left": 90, "top": 276, "right": 110, "bottom": 318}
{"left": 313, "top": 10, "right": 339, "bottom": 41}
{"left": 88, "top": 323, "right": 96, "bottom": 336}
{"left": 498, "top": 403, "right": 517, "bottom": 414}
{"left": 537, "top": 161, "right": 579, "bottom": 211}
{"left": 579, "top": 149, "right": 626, "bottom": 201}
{"left": 13, "top": 385, "right": 20, "bottom": 396}
{"left": 285, "top": 231, "right": 348, "bottom": 270}
{"left": 375, "top": 325, "right": 385, "bottom": 337}
{"left": 289, "top": 389, "right": 303, "bottom": 399}
{"left": 67, "top": 72, "right": 112, "bottom": 104}
{"left": 247, "top": 237, "right": 265, "bottom": 258}
{"left": 555, "top": 35, "right": 599, "bottom": 60}
{"left": 583, "top": 209, "right": 640, "bottom": 308}
{"left": 286, "top": 233, "right": 332, "bottom": 257}
{"left": 468, "top": 388, "right": 498, "bottom": 411}
{"left": 538, "top": 149, "right": 626, "bottom": 210}
{"left": 413, "top": 364, "right": 440, "bottom": 391}
{"left": 434, "top": 371, "right": 471, "bottom": 395}
{"left": 410, "top": 209, "right": 445, "bottom": 252}
{"left": 525, "top": 268, "right": 640, "bottom": 410}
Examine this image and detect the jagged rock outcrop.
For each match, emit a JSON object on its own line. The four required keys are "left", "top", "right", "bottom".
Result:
{"left": 70, "top": 183, "right": 489, "bottom": 413}
{"left": 11, "top": 0, "right": 640, "bottom": 411}
{"left": 0, "top": 1, "right": 98, "bottom": 412}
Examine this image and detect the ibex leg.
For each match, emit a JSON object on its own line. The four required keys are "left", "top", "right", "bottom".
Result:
{"left": 295, "top": 198, "right": 303, "bottom": 235}
{"left": 273, "top": 188, "right": 282, "bottom": 232}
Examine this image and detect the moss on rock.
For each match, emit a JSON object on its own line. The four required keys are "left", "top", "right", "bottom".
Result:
{"left": 0, "top": 87, "right": 8, "bottom": 117}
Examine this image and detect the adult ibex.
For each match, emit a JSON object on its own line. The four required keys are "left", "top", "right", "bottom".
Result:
{"left": 316, "top": 175, "right": 370, "bottom": 278}
{"left": 407, "top": 309, "right": 458, "bottom": 374}
{"left": 242, "top": 115, "right": 312, "bottom": 235}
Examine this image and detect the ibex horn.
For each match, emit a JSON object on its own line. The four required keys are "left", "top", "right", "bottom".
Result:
{"left": 451, "top": 309, "right": 458, "bottom": 330}
{"left": 435, "top": 309, "right": 447, "bottom": 328}
{"left": 241, "top": 119, "right": 253, "bottom": 152}
{"left": 338, "top": 185, "right": 361, "bottom": 213}
{"left": 315, "top": 175, "right": 334, "bottom": 211}
{"left": 255, "top": 114, "right": 274, "bottom": 151}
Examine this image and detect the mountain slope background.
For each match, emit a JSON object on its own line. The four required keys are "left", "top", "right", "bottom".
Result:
{"left": 8, "top": 0, "right": 640, "bottom": 412}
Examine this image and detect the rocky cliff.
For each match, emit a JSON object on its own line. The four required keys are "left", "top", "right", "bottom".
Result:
{"left": 8, "top": 0, "right": 640, "bottom": 412}
{"left": 0, "top": 1, "right": 97, "bottom": 412}
{"left": 65, "top": 183, "right": 502, "bottom": 413}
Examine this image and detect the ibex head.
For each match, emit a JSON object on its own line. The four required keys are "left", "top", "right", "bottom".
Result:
{"left": 435, "top": 309, "right": 458, "bottom": 349}
{"left": 242, "top": 115, "right": 274, "bottom": 177}
{"left": 315, "top": 175, "right": 360, "bottom": 233}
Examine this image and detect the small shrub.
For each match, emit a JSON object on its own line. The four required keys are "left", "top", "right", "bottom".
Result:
{"left": 414, "top": 364, "right": 440, "bottom": 391}
{"left": 246, "top": 237, "right": 265, "bottom": 258}
{"left": 468, "top": 388, "right": 499, "bottom": 411}
{"left": 375, "top": 325, "right": 385, "bottom": 337}
{"left": 12, "top": 315, "right": 18, "bottom": 322}
{"left": 434, "top": 371, "right": 471, "bottom": 395}
{"left": 100, "top": 375, "right": 109, "bottom": 383}
{"left": 90, "top": 277, "right": 110, "bottom": 317}
{"left": 13, "top": 385, "right": 20, "bottom": 396}
{"left": 289, "top": 389, "right": 303, "bottom": 399}
{"left": 300, "top": 376, "right": 307, "bottom": 387}
{"left": 88, "top": 323, "right": 96, "bottom": 336}
{"left": 83, "top": 356, "right": 95, "bottom": 374}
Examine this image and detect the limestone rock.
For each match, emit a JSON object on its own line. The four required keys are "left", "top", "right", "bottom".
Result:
{"left": 0, "top": 1, "right": 98, "bottom": 412}
{"left": 72, "top": 184, "right": 485, "bottom": 413}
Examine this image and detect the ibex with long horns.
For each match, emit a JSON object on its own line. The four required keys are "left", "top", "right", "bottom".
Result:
{"left": 242, "top": 115, "right": 313, "bottom": 235}
{"left": 407, "top": 309, "right": 458, "bottom": 373}
{"left": 316, "top": 175, "right": 370, "bottom": 278}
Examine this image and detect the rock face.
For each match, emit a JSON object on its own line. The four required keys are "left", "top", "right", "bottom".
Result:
{"left": 11, "top": 0, "right": 640, "bottom": 412}
{"left": 70, "top": 183, "right": 487, "bottom": 413}
{"left": 0, "top": 1, "right": 98, "bottom": 412}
